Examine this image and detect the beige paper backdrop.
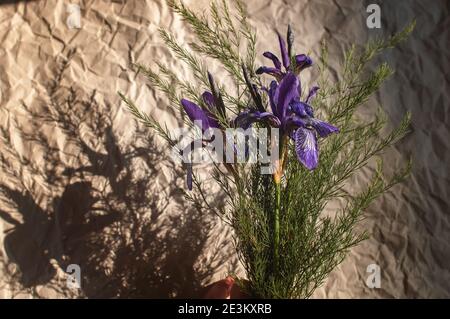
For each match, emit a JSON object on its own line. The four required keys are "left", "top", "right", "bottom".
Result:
{"left": 0, "top": 0, "right": 449, "bottom": 298}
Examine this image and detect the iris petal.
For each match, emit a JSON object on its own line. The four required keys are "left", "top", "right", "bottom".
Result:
{"left": 202, "top": 91, "right": 215, "bottom": 109}
{"left": 305, "top": 86, "right": 319, "bottom": 104}
{"left": 277, "top": 32, "right": 290, "bottom": 69}
{"left": 284, "top": 115, "right": 306, "bottom": 133}
{"left": 305, "top": 104, "right": 314, "bottom": 117}
{"left": 257, "top": 112, "right": 282, "bottom": 127}
{"left": 275, "top": 72, "right": 300, "bottom": 120}
{"left": 295, "top": 54, "right": 313, "bottom": 72}
{"left": 292, "top": 101, "right": 314, "bottom": 117}
{"left": 290, "top": 101, "right": 308, "bottom": 117}
{"left": 181, "top": 98, "right": 219, "bottom": 131}
{"left": 295, "top": 127, "right": 319, "bottom": 170}
{"left": 309, "top": 118, "right": 339, "bottom": 137}
{"left": 234, "top": 111, "right": 281, "bottom": 129}
{"left": 256, "top": 66, "right": 284, "bottom": 78}
{"left": 233, "top": 111, "right": 252, "bottom": 129}
{"left": 268, "top": 80, "right": 278, "bottom": 116}
{"left": 263, "top": 52, "right": 282, "bottom": 70}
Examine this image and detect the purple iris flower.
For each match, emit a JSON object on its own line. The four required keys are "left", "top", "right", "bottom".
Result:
{"left": 181, "top": 91, "right": 221, "bottom": 132}
{"left": 179, "top": 73, "right": 241, "bottom": 190}
{"left": 180, "top": 91, "right": 223, "bottom": 190}
{"left": 256, "top": 28, "right": 312, "bottom": 81}
{"left": 181, "top": 72, "right": 227, "bottom": 133}
{"left": 235, "top": 72, "right": 339, "bottom": 170}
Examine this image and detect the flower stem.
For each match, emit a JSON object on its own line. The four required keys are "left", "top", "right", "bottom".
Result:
{"left": 273, "top": 179, "right": 281, "bottom": 273}
{"left": 272, "top": 136, "right": 287, "bottom": 275}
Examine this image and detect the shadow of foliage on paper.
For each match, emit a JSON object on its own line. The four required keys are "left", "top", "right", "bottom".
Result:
{"left": 0, "top": 48, "right": 230, "bottom": 298}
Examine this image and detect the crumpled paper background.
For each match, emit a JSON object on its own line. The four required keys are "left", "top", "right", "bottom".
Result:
{"left": 0, "top": 0, "right": 449, "bottom": 298}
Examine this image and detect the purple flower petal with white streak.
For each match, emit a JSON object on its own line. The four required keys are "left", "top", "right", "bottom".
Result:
{"left": 277, "top": 32, "right": 290, "bottom": 69}
{"left": 309, "top": 118, "right": 339, "bottom": 138}
{"left": 263, "top": 52, "right": 282, "bottom": 70}
{"left": 181, "top": 98, "right": 219, "bottom": 131}
{"left": 305, "top": 86, "right": 319, "bottom": 104}
{"left": 295, "top": 127, "right": 319, "bottom": 170}
{"left": 275, "top": 72, "right": 299, "bottom": 119}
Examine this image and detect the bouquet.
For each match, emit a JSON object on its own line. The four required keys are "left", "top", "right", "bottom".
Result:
{"left": 119, "top": 0, "right": 414, "bottom": 298}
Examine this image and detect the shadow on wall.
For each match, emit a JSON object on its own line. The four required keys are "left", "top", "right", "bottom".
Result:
{"left": 0, "top": 48, "right": 227, "bottom": 298}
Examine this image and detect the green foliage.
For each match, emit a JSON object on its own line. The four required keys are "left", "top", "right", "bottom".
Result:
{"left": 119, "top": 0, "right": 414, "bottom": 298}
